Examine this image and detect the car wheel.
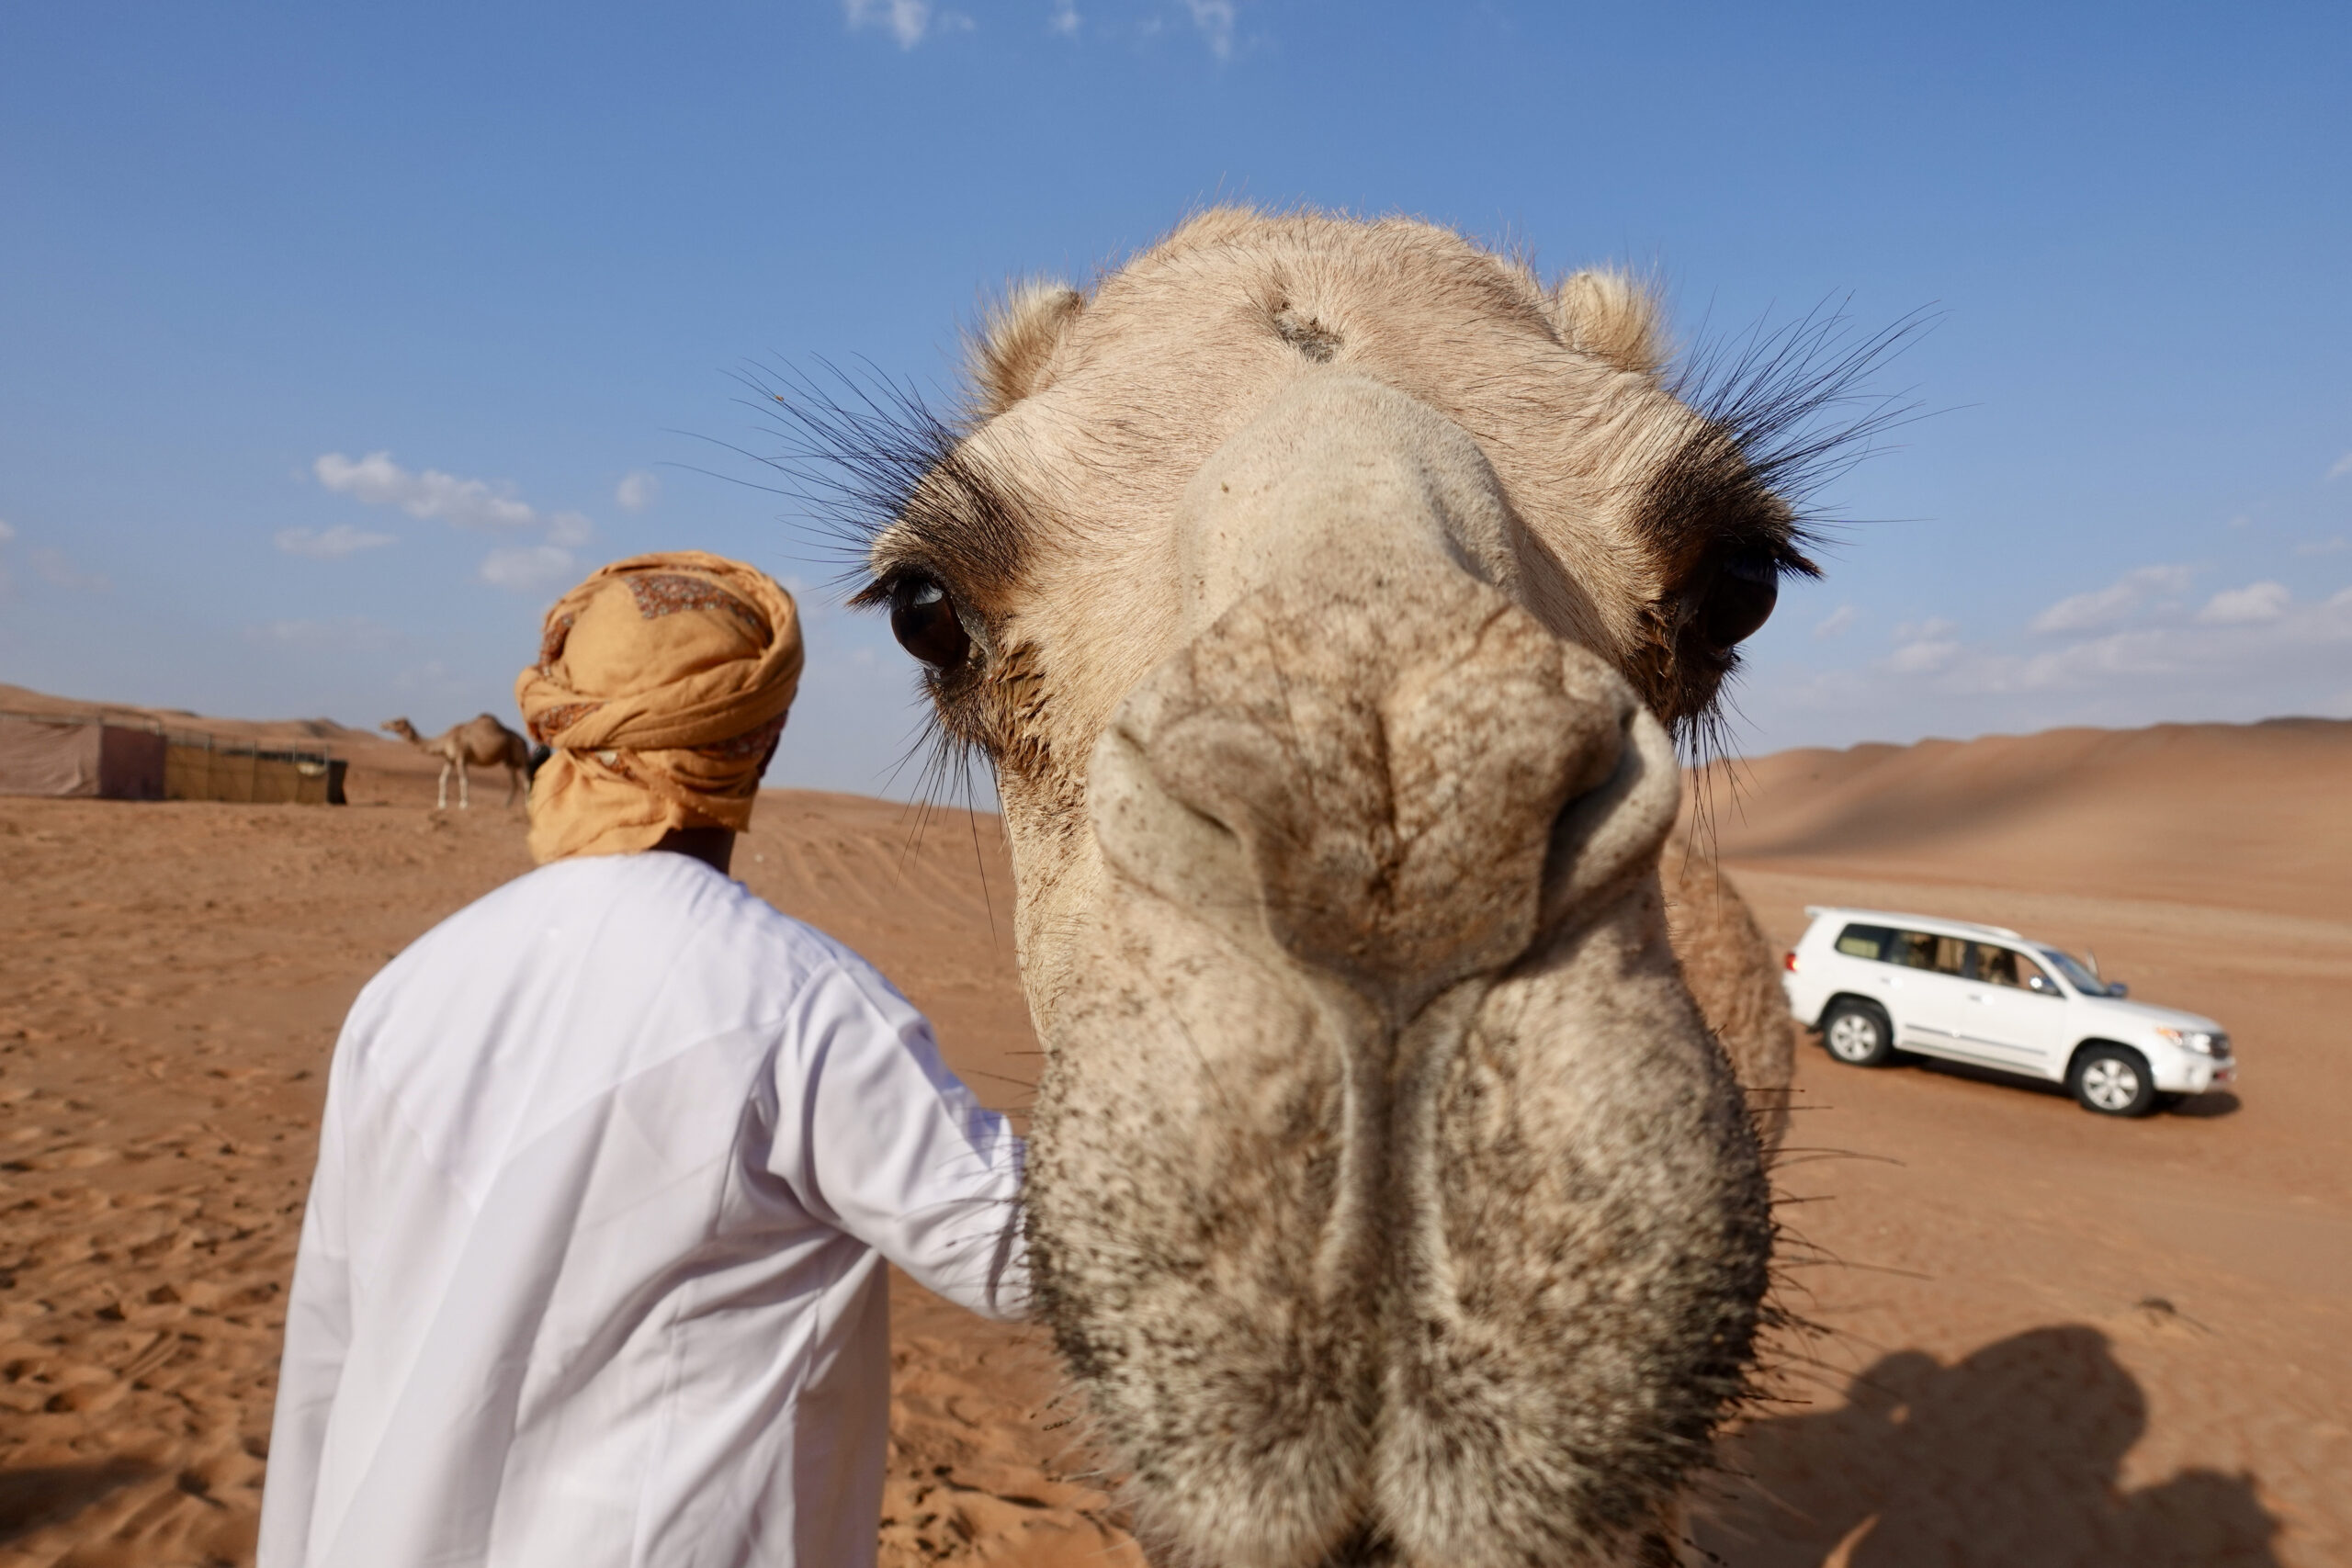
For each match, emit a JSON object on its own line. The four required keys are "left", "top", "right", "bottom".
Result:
{"left": 2071, "top": 1045, "right": 2157, "bottom": 1118}
{"left": 1822, "top": 999, "right": 1894, "bottom": 1067}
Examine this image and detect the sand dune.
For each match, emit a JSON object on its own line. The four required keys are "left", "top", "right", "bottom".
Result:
{"left": 1693, "top": 717, "right": 2352, "bottom": 919}
{"left": 0, "top": 683, "right": 382, "bottom": 751}
{"left": 0, "top": 698, "right": 2344, "bottom": 1565}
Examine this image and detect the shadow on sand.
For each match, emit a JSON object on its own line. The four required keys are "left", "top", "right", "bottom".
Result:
{"left": 0, "top": 1458, "right": 154, "bottom": 1543}
{"left": 1902, "top": 1055, "right": 2244, "bottom": 1119}
{"left": 1694, "top": 1325, "right": 2281, "bottom": 1567}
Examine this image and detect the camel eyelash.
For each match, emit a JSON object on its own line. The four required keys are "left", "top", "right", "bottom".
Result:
{"left": 1669, "top": 298, "right": 1937, "bottom": 558}
{"left": 708, "top": 360, "right": 1031, "bottom": 814}
{"left": 718, "top": 359, "right": 971, "bottom": 584}
{"left": 731, "top": 361, "right": 1032, "bottom": 611}
{"left": 1648, "top": 303, "right": 1932, "bottom": 862}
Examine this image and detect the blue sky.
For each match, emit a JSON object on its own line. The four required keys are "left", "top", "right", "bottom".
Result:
{"left": 2, "top": 1, "right": 2346, "bottom": 797}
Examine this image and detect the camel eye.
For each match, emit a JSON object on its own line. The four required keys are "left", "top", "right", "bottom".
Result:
{"left": 889, "top": 573, "right": 971, "bottom": 669}
{"left": 1698, "top": 552, "right": 1780, "bottom": 649}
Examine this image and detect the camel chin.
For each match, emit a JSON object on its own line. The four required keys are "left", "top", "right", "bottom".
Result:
{"left": 849, "top": 209, "right": 1818, "bottom": 1568}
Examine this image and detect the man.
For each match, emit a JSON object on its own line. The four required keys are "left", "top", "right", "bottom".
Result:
{"left": 259, "top": 552, "right": 1025, "bottom": 1568}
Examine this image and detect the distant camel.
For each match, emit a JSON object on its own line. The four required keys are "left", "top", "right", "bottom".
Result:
{"left": 380, "top": 715, "right": 530, "bottom": 809}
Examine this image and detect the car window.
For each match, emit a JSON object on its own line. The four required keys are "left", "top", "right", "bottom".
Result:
{"left": 1834, "top": 923, "right": 1970, "bottom": 976}
{"left": 1973, "top": 944, "right": 2056, "bottom": 993}
{"left": 2037, "top": 946, "right": 2115, "bottom": 997}
{"left": 1882, "top": 929, "right": 1962, "bottom": 973}
{"left": 1834, "top": 923, "right": 1897, "bottom": 960}
{"left": 2017, "top": 951, "right": 2060, "bottom": 994}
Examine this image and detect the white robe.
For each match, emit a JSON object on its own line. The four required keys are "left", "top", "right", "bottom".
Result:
{"left": 259, "top": 851, "right": 1028, "bottom": 1568}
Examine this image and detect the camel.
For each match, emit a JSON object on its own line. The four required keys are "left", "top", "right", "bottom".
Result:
{"left": 811, "top": 209, "right": 1845, "bottom": 1567}
{"left": 379, "top": 714, "right": 530, "bottom": 809}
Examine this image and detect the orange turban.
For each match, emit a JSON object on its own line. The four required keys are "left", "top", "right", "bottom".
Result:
{"left": 515, "top": 551, "right": 804, "bottom": 864}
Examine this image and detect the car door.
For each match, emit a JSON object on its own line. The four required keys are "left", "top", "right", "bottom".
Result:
{"left": 1960, "top": 944, "right": 2072, "bottom": 1077}
{"left": 1883, "top": 930, "right": 1976, "bottom": 1058}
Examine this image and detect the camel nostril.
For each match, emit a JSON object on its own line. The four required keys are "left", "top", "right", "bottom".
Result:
{"left": 1091, "top": 593, "right": 1678, "bottom": 1013}
{"left": 1535, "top": 688, "right": 1682, "bottom": 934}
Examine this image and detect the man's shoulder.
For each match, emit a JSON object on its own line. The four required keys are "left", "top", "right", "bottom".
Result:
{"left": 387, "top": 852, "right": 876, "bottom": 999}
{"left": 342, "top": 852, "right": 895, "bottom": 1094}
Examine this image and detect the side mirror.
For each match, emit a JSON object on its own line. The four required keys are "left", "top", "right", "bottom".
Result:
{"left": 2109, "top": 981, "right": 2128, "bottom": 998}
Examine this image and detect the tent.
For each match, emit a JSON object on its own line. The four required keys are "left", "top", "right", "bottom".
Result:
{"left": 0, "top": 710, "right": 346, "bottom": 804}
{"left": 0, "top": 714, "right": 167, "bottom": 799}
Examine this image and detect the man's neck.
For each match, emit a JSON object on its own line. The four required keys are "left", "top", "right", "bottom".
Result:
{"left": 650, "top": 826, "right": 736, "bottom": 875}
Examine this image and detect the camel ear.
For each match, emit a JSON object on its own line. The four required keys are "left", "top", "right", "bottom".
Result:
{"left": 967, "top": 279, "right": 1085, "bottom": 416}
{"left": 1549, "top": 269, "right": 1668, "bottom": 377}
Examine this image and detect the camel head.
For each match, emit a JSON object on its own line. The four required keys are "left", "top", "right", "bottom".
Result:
{"left": 379, "top": 717, "right": 422, "bottom": 744}
{"left": 820, "top": 209, "right": 1861, "bottom": 1566}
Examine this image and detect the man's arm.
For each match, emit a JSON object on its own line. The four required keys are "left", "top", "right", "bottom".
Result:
{"left": 255, "top": 1055, "right": 356, "bottom": 1568}
{"left": 766, "top": 960, "right": 1028, "bottom": 1319}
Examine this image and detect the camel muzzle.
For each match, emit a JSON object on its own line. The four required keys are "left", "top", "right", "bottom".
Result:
{"left": 1090, "top": 570, "right": 1679, "bottom": 1019}
{"left": 1092, "top": 366, "right": 1684, "bottom": 1017}
{"left": 1024, "top": 372, "right": 1770, "bottom": 1568}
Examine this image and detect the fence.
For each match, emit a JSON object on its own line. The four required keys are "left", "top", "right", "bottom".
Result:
{"left": 0, "top": 710, "right": 345, "bottom": 805}
{"left": 163, "top": 732, "right": 347, "bottom": 805}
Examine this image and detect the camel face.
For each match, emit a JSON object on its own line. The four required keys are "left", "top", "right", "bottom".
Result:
{"left": 855, "top": 211, "right": 1801, "bottom": 1566}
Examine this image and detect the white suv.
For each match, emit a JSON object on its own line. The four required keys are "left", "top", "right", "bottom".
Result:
{"left": 1781, "top": 907, "right": 2235, "bottom": 1117}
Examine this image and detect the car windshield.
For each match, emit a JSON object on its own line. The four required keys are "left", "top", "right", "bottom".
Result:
{"left": 2037, "top": 946, "right": 2114, "bottom": 997}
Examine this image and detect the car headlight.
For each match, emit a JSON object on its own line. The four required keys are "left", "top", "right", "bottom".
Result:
{"left": 2154, "top": 1027, "right": 2218, "bottom": 1055}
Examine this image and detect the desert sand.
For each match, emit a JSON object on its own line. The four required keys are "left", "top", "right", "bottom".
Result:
{"left": 0, "top": 702, "right": 2344, "bottom": 1566}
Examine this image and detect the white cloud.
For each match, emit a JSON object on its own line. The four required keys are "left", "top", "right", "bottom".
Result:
{"left": 0, "top": 520, "right": 14, "bottom": 542}
{"left": 1879, "top": 617, "right": 1961, "bottom": 674}
{"left": 313, "top": 448, "right": 592, "bottom": 588}
{"left": 2197, "top": 581, "right": 2290, "bottom": 626}
{"left": 390, "top": 659, "right": 472, "bottom": 700}
{"left": 2327, "top": 452, "right": 2352, "bottom": 481}
{"left": 1841, "top": 585, "right": 2352, "bottom": 702}
{"left": 243, "top": 616, "right": 398, "bottom": 652}
{"left": 275, "top": 523, "right": 396, "bottom": 559}
{"left": 1184, "top": 0, "right": 1236, "bottom": 58}
{"left": 544, "top": 511, "right": 594, "bottom": 547}
{"left": 1889, "top": 632, "right": 1962, "bottom": 675}
{"left": 480, "top": 545, "right": 577, "bottom": 592}
{"left": 1752, "top": 571, "right": 2352, "bottom": 746}
{"left": 1892, "top": 616, "right": 1959, "bottom": 642}
{"left": 846, "top": 0, "right": 933, "bottom": 47}
{"left": 2295, "top": 536, "right": 2348, "bottom": 557}
{"left": 313, "top": 451, "right": 539, "bottom": 530}
{"left": 27, "top": 547, "right": 108, "bottom": 592}
{"left": 615, "top": 470, "right": 661, "bottom": 512}
{"left": 1048, "top": 0, "right": 1080, "bottom": 35}
{"left": 2029, "top": 563, "right": 2195, "bottom": 634}
{"left": 1812, "top": 604, "right": 1859, "bottom": 639}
